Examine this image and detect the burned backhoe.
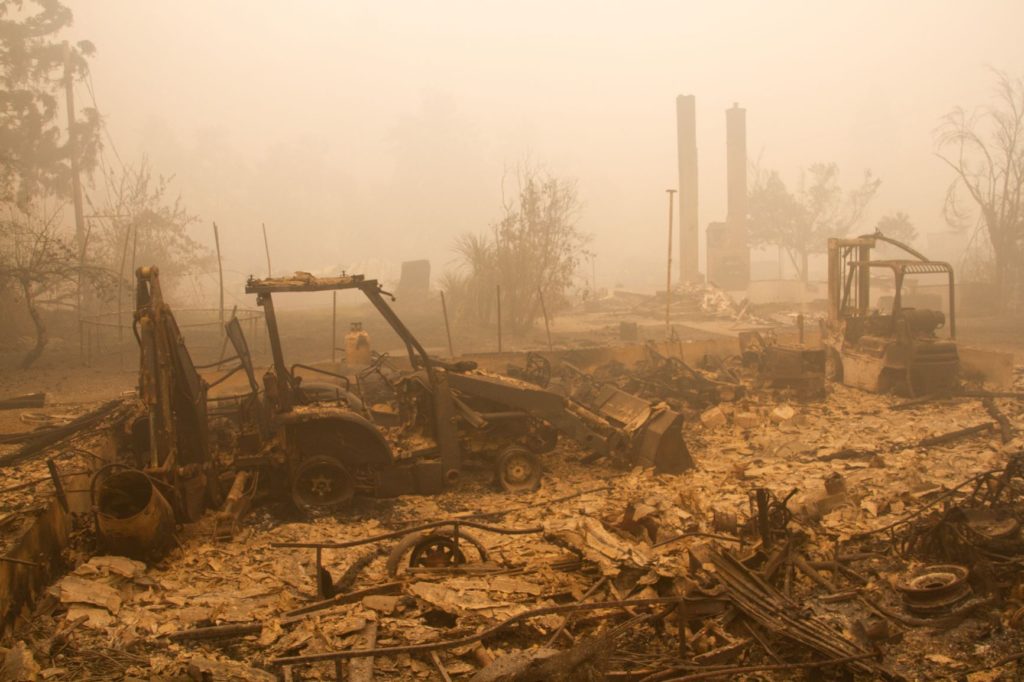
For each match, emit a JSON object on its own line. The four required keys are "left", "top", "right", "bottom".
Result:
{"left": 101, "top": 268, "right": 693, "bottom": 556}
{"left": 825, "top": 233, "right": 958, "bottom": 396}
{"left": 245, "top": 272, "right": 694, "bottom": 511}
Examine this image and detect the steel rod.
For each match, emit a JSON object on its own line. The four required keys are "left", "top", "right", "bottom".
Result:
{"left": 262, "top": 222, "right": 272, "bottom": 276}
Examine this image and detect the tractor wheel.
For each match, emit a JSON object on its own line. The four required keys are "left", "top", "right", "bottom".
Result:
{"left": 495, "top": 446, "right": 542, "bottom": 493}
{"left": 291, "top": 456, "right": 354, "bottom": 512}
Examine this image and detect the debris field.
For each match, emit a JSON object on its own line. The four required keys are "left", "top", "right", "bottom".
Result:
{"left": 1, "top": 270, "right": 1023, "bottom": 681}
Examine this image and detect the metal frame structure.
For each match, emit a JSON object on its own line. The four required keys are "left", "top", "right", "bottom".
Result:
{"left": 829, "top": 238, "right": 956, "bottom": 340}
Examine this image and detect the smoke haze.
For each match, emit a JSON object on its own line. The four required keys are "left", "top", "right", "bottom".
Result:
{"left": 69, "top": 1, "right": 1024, "bottom": 296}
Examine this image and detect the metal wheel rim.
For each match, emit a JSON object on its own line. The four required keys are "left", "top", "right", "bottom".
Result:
{"left": 292, "top": 457, "right": 353, "bottom": 510}
{"left": 409, "top": 536, "right": 467, "bottom": 569}
{"left": 498, "top": 449, "right": 540, "bottom": 492}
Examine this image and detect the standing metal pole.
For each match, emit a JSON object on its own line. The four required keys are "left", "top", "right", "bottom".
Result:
{"left": 215, "top": 305, "right": 237, "bottom": 366}
{"left": 123, "top": 222, "right": 138, "bottom": 366}
{"left": 440, "top": 291, "right": 454, "bottom": 357}
{"left": 665, "top": 189, "right": 677, "bottom": 339}
{"left": 65, "top": 42, "right": 87, "bottom": 359}
{"left": 496, "top": 285, "right": 503, "bottom": 353}
{"left": 130, "top": 223, "right": 139, "bottom": 280}
{"left": 331, "top": 291, "right": 337, "bottom": 364}
{"left": 537, "top": 288, "right": 553, "bottom": 351}
{"left": 213, "top": 222, "right": 225, "bottom": 333}
{"left": 262, "top": 222, "right": 272, "bottom": 277}
{"left": 63, "top": 43, "right": 86, "bottom": 252}
{"left": 116, "top": 218, "right": 132, "bottom": 368}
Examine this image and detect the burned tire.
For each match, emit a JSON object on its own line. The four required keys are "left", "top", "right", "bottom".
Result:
{"left": 291, "top": 456, "right": 355, "bottom": 512}
{"left": 495, "top": 446, "right": 542, "bottom": 493}
{"left": 385, "top": 528, "right": 489, "bottom": 578}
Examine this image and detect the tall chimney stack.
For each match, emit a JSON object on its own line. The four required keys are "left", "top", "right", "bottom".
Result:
{"left": 676, "top": 95, "right": 699, "bottom": 282}
{"left": 726, "top": 103, "right": 747, "bottom": 230}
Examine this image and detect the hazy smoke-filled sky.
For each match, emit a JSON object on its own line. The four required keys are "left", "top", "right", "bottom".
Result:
{"left": 68, "top": 1, "right": 1024, "bottom": 298}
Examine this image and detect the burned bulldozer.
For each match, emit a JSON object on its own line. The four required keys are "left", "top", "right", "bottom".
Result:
{"left": 825, "top": 233, "right": 958, "bottom": 396}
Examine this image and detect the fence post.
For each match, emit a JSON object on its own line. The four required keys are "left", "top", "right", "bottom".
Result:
{"left": 496, "top": 285, "right": 502, "bottom": 353}
{"left": 440, "top": 291, "right": 454, "bottom": 357}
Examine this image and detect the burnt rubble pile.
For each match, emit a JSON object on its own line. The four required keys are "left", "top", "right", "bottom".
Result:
{"left": 591, "top": 281, "right": 768, "bottom": 327}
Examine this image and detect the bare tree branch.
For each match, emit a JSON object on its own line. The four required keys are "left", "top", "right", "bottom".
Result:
{"left": 936, "top": 70, "right": 1024, "bottom": 309}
